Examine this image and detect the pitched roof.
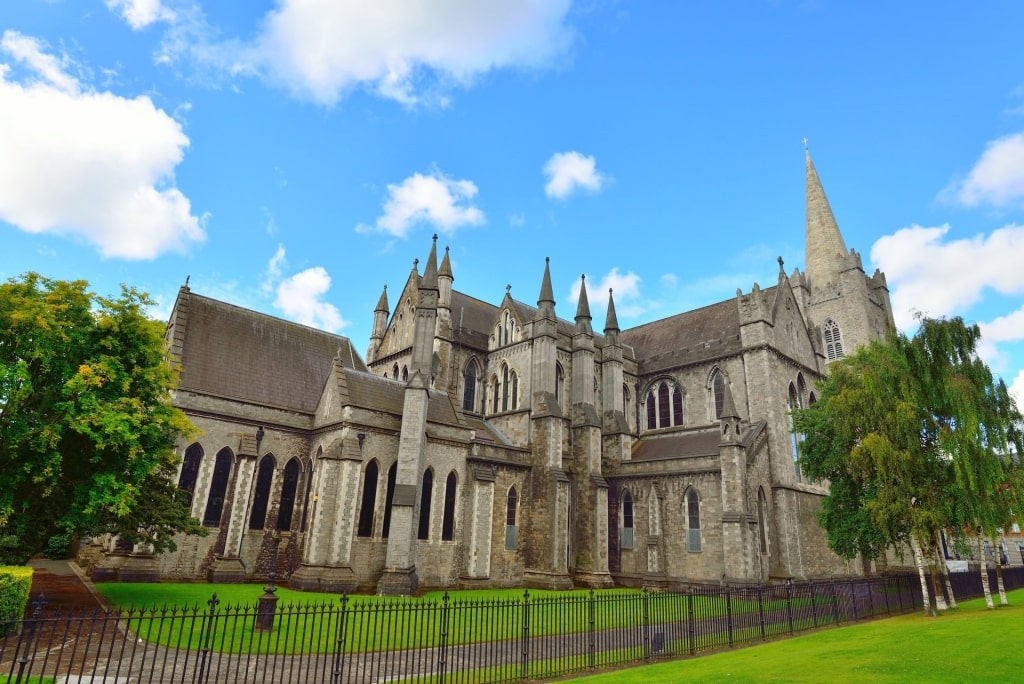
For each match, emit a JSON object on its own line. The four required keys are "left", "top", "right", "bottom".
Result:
{"left": 619, "top": 297, "right": 743, "bottom": 372}
{"left": 175, "top": 291, "right": 366, "bottom": 413}
{"left": 342, "top": 370, "right": 460, "bottom": 425}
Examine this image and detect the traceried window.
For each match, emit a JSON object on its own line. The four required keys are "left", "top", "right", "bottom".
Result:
{"left": 463, "top": 359, "right": 479, "bottom": 412}
{"left": 203, "top": 448, "right": 233, "bottom": 527}
{"left": 505, "top": 486, "right": 519, "bottom": 550}
{"left": 686, "top": 488, "right": 702, "bottom": 552}
{"left": 417, "top": 468, "right": 434, "bottom": 540}
{"left": 382, "top": 463, "right": 397, "bottom": 538}
{"left": 823, "top": 319, "right": 844, "bottom": 360}
{"left": 277, "top": 458, "right": 300, "bottom": 532}
{"left": 442, "top": 471, "right": 457, "bottom": 541}
{"left": 710, "top": 370, "right": 726, "bottom": 420}
{"left": 357, "top": 460, "right": 379, "bottom": 537}
{"left": 620, "top": 489, "right": 634, "bottom": 550}
{"left": 644, "top": 379, "right": 685, "bottom": 429}
{"left": 248, "top": 454, "right": 276, "bottom": 530}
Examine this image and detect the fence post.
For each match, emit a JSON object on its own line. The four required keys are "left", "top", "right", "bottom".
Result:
{"left": 757, "top": 585, "right": 766, "bottom": 640}
{"left": 588, "top": 589, "right": 596, "bottom": 670}
{"left": 520, "top": 590, "right": 530, "bottom": 681}
{"left": 195, "top": 593, "right": 220, "bottom": 684}
{"left": 686, "top": 589, "right": 696, "bottom": 655}
{"left": 642, "top": 588, "right": 650, "bottom": 661}
{"left": 725, "top": 587, "right": 733, "bottom": 647}
{"left": 809, "top": 580, "right": 818, "bottom": 628}
{"left": 883, "top": 577, "right": 892, "bottom": 615}
{"left": 437, "top": 591, "right": 451, "bottom": 684}
{"left": 785, "top": 579, "right": 795, "bottom": 635}
{"left": 331, "top": 593, "right": 349, "bottom": 683}
{"left": 13, "top": 593, "right": 46, "bottom": 684}
{"left": 830, "top": 578, "right": 840, "bottom": 624}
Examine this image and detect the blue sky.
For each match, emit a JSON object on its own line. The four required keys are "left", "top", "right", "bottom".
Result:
{"left": 2, "top": 1, "right": 1023, "bottom": 404}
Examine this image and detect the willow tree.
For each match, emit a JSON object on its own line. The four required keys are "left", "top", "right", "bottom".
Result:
{"left": 0, "top": 273, "right": 204, "bottom": 565}
{"left": 795, "top": 316, "right": 1023, "bottom": 616}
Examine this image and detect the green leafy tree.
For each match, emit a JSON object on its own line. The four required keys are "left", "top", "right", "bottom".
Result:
{"left": 795, "top": 316, "right": 1023, "bottom": 616}
{"left": 0, "top": 273, "right": 205, "bottom": 565}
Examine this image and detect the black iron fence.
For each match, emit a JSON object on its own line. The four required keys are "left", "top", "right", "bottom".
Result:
{"left": 0, "top": 572, "right": 956, "bottom": 684}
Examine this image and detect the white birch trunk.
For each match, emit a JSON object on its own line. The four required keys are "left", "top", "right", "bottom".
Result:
{"left": 932, "top": 535, "right": 956, "bottom": 610}
{"left": 978, "top": 536, "right": 994, "bottom": 609}
{"left": 911, "top": 537, "right": 936, "bottom": 616}
{"left": 993, "top": 537, "right": 1008, "bottom": 606}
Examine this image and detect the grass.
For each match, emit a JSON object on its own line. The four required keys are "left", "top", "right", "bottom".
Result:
{"left": 561, "top": 589, "right": 1024, "bottom": 683}
{"left": 0, "top": 676, "right": 54, "bottom": 683}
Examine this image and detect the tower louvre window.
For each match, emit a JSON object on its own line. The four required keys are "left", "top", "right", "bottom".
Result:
{"left": 823, "top": 319, "right": 844, "bottom": 360}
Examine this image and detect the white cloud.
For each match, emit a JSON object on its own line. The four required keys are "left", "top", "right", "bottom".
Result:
{"left": 357, "top": 169, "right": 485, "bottom": 238}
{"left": 239, "top": 0, "right": 573, "bottom": 106}
{"left": 261, "top": 244, "right": 287, "bottom": 294}
{"left": 568, "top": 268, "right": 645, "bottom": 319}
{"left": 1009, "top": 369, "right": 1024, "bottom": 409}
{"left": 870, "top": 223, "right": 1024, "bottom": 329}
{"left": 543, "top": 151, "right": 607, "bottom": 199}
{"left": 951, "top": 132, "right": 1024, "bottom": 208}
{"left": 106, "top": 0, "right": 177, "bottom": 30}
{"left": 274, "top": 267, "right": 348, "bottom": 332}
{"left": 0, "top": 31, "right": 204, "bottom": 259}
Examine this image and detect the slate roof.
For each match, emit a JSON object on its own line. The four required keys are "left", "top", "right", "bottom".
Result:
{"left": 342, "top": 370, "right": 461, "bottom": 425}
{"left": 175, "top": 291, "right": 366, "bottom": 413}
{"left": 618, "top": 292, "right": 759, "bottom": 373}
{"left": 630, "top": 428, "right": 722, "bottom": 460}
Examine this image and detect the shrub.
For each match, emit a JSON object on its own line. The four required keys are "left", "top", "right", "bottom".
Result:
{"left": 0, "top": 565, "right": 33, "bottom": 637}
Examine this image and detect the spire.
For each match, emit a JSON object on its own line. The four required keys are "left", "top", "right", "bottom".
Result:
{"left": 604, "top": 288, "right": 620, "bottom": 333}
{"left": 575, "top": 275, "right": 591, "bottom": 320}
{"left": 421, "top": 234, "right": 439, "bottom": 290}
{"left": 439, "top": 246, "right": 453, "bottom": 281}
{"left": 375, "top": 284, "right": 389, "bottom": 314}
{"left": 720, "top": 378, "right": 740, "bottom": 420}
{"left": 535, "top": 257, "right": 556, "bottom": 321}
{"left": 805, "top": 144, "right": 848, "bottom": 290}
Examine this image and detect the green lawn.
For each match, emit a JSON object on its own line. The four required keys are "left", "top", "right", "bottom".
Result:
{"left": 562, "top": 589, "right": 1024, "bottom": 683}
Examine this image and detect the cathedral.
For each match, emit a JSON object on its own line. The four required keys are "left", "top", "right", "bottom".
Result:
{"left": 87, "top": 150, "right": 896, "bottom": 593}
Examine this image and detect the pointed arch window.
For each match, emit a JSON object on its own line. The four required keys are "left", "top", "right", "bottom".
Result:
{"left": 505, "top": 486, "right": 518, "bottom": 550}
{"left": 490, "top": 375, "right": 499, "bottom": 413}
{"left": 823, "top": 319, "right": 844, "bottom": 360}
{"left": 789, "top": 383, "right": 803, "bottom": 482}
{"left": 623, "top": 384, "right": 631, "bottom": 414}
{"left": 462, "top": 360, "right": 478, "bottom": 412}
{"left": 178, "top": 443, "right": 203, "bottom": 508}
{"left": 357, "top": 460, "right": 379, "bottom": 537}
{"left": 510, "top": 370, "right": 519, "bottom": 410}
{"left": 686, "top": 488, "right": 702, "bottom": 552}
{"left": 673, "top": 386, "right": 684, "bottom": 425}
{"left": 203, "top": 448, "right": 233, "bottom": 527}
{"left": 417, "top": 468, "right": 434, "bottom": 540}
{"left": 442, "top": 471, "right": 457, "bottom": 541}
{"left": 621, "top": 489, "right": 634, "bottom": 550}
{"left": 301, "top": 450, "right": 318, "bottom": 532}
{"left": 555, "top": 363, "right": 565, "bottom": 405}
{"left": 249, "top": 454, "right": 276, "bottom": 530}
{"left": 758, "top": 487, "right": 770, "bottom": 555}
{"left": 658, "top": 383, "right": 670, "bottom": 427}
{"left": 392, "top": 363, "right": 399, "bottom": 379}
{"left": 402, "top": 365, "right": 409, "bottom": 382}
{"left": 277, "top": 458, "right": 300, "bottom": 532}
{"left": 382, "top": 463, "right": 397, "bottom": 538}
{"left": 711, "top": 370, "right": 726, "bottom": 420}
{"left": 501, "top": 364, "right": 510, "bottom": 411}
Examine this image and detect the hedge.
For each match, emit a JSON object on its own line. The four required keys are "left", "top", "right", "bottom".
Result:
{"left": 0, "top": 566, "right": 33, "bottom": 637}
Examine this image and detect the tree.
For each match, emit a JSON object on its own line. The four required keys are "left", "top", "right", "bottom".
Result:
{"left": 795, "top": 316, "right": 1023, "bottom": 616}
{"left": 0, "top": 273, "right": 205, "bottom": 565}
